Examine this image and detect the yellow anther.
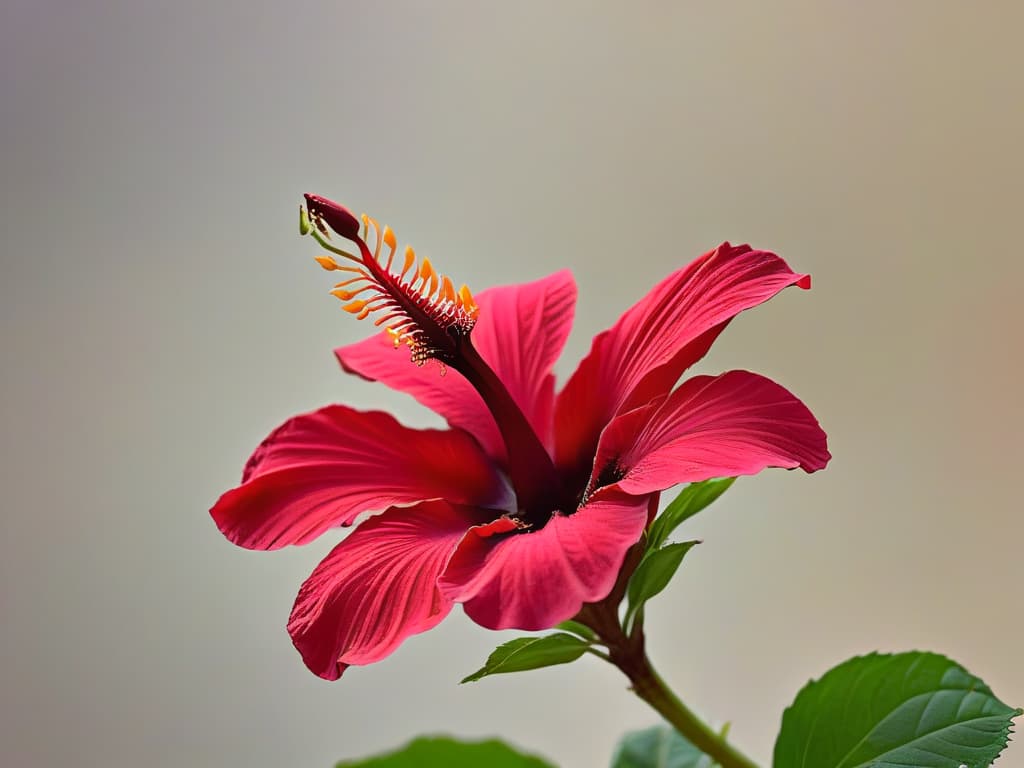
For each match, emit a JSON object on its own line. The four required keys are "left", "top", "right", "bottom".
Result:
{"left": 459, "top": 284, "right": 478, "bottom": 313}
{"left": 419, "top": 257, "right": 438, "bottom": 297}
{"left": 441, "top": 276, "right": 456, "bottom": 303}
{"left": 419, "top": 257, "right": 440, "bottom": 296}
{"left": 400, "top": 246, "right": 416, "bottom": 280}
{"left": 383, "top": 226, "right": 397, "bottom": 270}
{"left": 315, "top": 255, "right": 342, "bottom": 271}
{"left": 342, "top": 300, "right": 368, "bottom": 314}
{"left": 366, "top": 216, "right": 383, "bottom": 261}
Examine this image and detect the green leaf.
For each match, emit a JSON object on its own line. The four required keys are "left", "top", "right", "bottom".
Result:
{"left": 335, "top": 735, "right": 556, "bottom": 767}
{"left": 648, "top": 478, "right": 735, "bottom": 550}
{"left": 773, "top": 651, "right": 1023, "bottom": 768}
{"left": 461, "top": 633, "right": 589, "bottom": 683}
{"left": 555, "top": 619, "right": 597, "bottom": 642}
{"left": 611, "top": 724, "right": 708, "bottom": 768}
{"left": 625, "top": 541, "right": 700, "bottom": 629}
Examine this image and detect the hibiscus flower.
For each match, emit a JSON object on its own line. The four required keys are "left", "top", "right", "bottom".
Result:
{"left": 211, "top": 194, "right": 830, "bottom": 680}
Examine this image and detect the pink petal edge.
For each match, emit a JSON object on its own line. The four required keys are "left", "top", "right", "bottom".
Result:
{"left": 288, "top": 501, "right": 486, "bottom": 680}
{"left": 555, "top": 244, "right": 810, "bottom": 480}
{"left": 594, "top": 370, "right": 830, "bottom": 496}
{"left": 211, "top": 405, "right": 510, "bottom": 550}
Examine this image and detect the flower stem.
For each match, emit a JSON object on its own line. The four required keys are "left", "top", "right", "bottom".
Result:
{"left": 621, "top": 652, "right": 759, "bottom": 768}
{"left": 576, "top": 593, "right": 759, "bottom": 768}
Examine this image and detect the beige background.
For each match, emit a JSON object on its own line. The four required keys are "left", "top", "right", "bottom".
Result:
{"left": 2, "top": 2, "right": 1021, "bottom": 767}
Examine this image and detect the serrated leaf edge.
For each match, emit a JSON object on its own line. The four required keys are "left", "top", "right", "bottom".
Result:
{"left": 776, "top": 651, "right": 1023, "bottom": 768}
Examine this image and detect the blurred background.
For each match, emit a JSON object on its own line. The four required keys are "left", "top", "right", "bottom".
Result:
{"left": 2, "top": 2, "right": 1021, "bottom": 766}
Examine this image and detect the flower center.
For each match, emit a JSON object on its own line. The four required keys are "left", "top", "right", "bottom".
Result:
{"left": 302, "top": 194, "right": 568, "bottom": 525}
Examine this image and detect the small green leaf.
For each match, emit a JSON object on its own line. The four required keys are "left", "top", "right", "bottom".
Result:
{"left": 611, "top": 724, "right": 707, "bottom": 768}
{"left": 555, "top": 619, "right": 597, "bottom": 642}
{"left": 461, "top": 633, "right": 589, "bottom": 683}
{"left": 625, "top": 541, "right": 700, "bottom": 629}
{"left": 648, "top": 478, "right": 735, "bottom": 550}
{"left": 773, "top": 651, "right": 1023, "bottom": 768}
{"left": 335, "top": 735, "right": 555, "bottom": 767}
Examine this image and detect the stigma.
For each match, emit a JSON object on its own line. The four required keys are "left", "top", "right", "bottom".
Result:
{"left": 301, "top": 194, "right": 479, "bottom": 366}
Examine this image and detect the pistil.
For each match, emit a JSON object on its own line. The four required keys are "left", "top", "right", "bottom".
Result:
{"left": 303, "top": 194, "right": 478, "bottom": 366}
{"left": 302, "top": 194, "right": 568, "bottom": 524}
{"left": 452, "top": 340, "right": 567, "bottom": 525}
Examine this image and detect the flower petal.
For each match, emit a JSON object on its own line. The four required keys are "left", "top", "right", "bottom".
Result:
{"left": 210, "top": 405, "right": 510, "bottom": 550}
{"left": 554, "top": 244, "right": 810, "bottom": 479}
{"left": 593, "top": 370, "right": 830, "bottom": 496}
{"left": 439, "top": 490, "right": 650, "bottom": 630}
{"left": 335, "top": 333, "right": 495, "bottom": 452}
{"left": 468, "top": 269, "right": 577, "bottom": 453}
{"left": 288, "top": 501, "right": 482, "bottom": 680}
{"left": 336, "top": 270, "right": 577, "bottom": 459}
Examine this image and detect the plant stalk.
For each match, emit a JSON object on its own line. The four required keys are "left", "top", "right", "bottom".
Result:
{"left": 621, "top": 652, "right": 759, "bottom": 768}
{"left": 576, "top": 590, "right": 759, "bottom": 768}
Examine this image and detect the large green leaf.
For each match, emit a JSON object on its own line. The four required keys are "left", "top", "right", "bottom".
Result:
{"left": 773, "top": 651, "right": 1022, "bottom": 768}
{"left": 461, "top": 633, "right": 590, "bottom": 683}
{"left": 625, "top": 541, "right": 700, "bottom": 629}
{"left": 335, "top": 735, "right": 555, "bottom": 767}
{"left": 611, "top": 724, "right": 707, "bottom": 768}
{"left": 647, "top": 478, "right": 735, "bottom": 551}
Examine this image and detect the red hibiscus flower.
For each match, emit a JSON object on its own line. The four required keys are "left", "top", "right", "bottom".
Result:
{"left": 211, "top": 195, "right": 830, "bottom": 680}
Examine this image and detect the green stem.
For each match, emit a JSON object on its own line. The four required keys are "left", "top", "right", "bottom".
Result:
{"left": 622, "top": 653, "right": 759, "bottom": 768}
{"left": 576, "top": 595, "right": 758, "bottom": 768}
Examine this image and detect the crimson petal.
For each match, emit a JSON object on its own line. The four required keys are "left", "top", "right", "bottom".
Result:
{"left": 211, "top": 405, "right": 510, "bottom": 550}
{"left": 593, "top": 370, "right": 830, "bottom": 496}
{"left": 439, "top": 490, "right": 649, "bottom": 630}
{"left": 288, "top": 501, "right": 484, "bottom": 680}
{"left": 555, "top": 244, "right": 810, "bottom": 479}
{"left": 336, "top": 270, "right": 576, "bottom": 460}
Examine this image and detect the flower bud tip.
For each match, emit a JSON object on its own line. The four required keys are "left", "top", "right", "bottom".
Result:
{"left": 304, "top": 194, "right": 362, "bottom": 241}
